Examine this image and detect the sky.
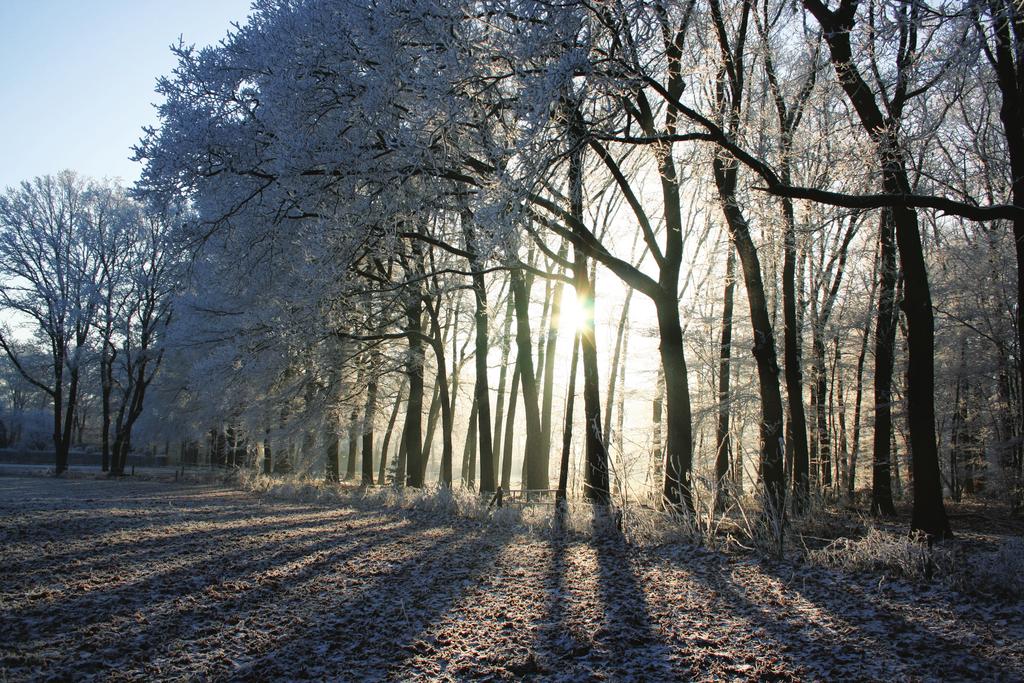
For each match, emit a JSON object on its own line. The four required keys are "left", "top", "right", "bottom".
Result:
{"left": 0, "top": 1, "right": 254, "bottom": 191}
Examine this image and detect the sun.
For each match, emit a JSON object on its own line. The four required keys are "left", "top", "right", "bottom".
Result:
{"left": 557, "top": 286, "right": 585, "bottom": 333}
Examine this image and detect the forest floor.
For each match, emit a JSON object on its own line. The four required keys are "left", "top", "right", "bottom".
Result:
{"left": 1, "top": 475, "right": 1022, "bottom": 682}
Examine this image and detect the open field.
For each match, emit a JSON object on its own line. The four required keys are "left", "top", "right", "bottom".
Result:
{"left": 1, "top": 475, "right": 1022, "bottom": 681}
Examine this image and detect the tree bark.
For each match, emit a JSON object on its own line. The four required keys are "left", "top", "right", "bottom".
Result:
{"left": 570, "top": 146, "right": 609, "bottom": 504}
{"left": 462, "top": 212, "right": 496, "bottom": 493}
{"left": 716, "top": 244, "right": 736, "bottom": 511}
{"left": 872, "top": 209, "right": 898, "bottom": 517}
{"left": 558, "top": 332, "right": 582, "bottom": 503}
{"left": 510, "top": 267, "right": 546, "bottom": 490}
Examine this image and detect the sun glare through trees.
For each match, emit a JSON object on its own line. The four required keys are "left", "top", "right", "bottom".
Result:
{"left": 1, "top": 0, "right": 1023, "bottom": 679}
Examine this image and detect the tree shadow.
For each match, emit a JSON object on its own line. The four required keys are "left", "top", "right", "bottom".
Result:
{"left": 750, "top": 560, "right": 1017, "bottom": 680}
{"left": 589, "top": 509, "right": 681, "bottom": 680}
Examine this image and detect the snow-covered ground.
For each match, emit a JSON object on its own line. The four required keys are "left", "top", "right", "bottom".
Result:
{"left": 1, "top": 475, "right": 1021, "bottom": 681}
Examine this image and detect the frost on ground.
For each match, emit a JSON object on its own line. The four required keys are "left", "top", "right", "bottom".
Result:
{"left": 0, "top": 476, "right": 1021, "bottom": 682}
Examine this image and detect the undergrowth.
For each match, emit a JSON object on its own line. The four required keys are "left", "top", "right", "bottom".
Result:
{"left": 242, "top": 470, "right": 1023, "bottom": 599}
{"left": 806, "top": 527, "right": 1024, "bottom": 599}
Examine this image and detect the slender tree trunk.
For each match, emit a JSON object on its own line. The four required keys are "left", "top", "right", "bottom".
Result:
{"left": 604, "top": 288, "right": 634, "bottom": 447}
{"left": 813, "top": 332, "right": 832, "bottom": 488}
{"left": 835, "top": 339, "right": 849, "bottom": 492}
{"left": 263, "top": 429, "right": 272, "bottom": 475}
{"left": 420, "top": 379, "right": 442, "bottom": 464}
{"left": 510, "top": 268, "right": 546, "bottom": 490}
{"left": 558, "top": 332, "right": 582, "bottom": 504}
{"left": 461, "top": 397, "right": 478, "bottom": 487}
{"left": 651, "top": 367, "right": 665, "bottom": 495}
{"left": 463, "top": 212, "right": 496, "bottom": 493}
{"left": 657, "top": 298, "right": 694, "bottom": 511}
{"left": 326, "top": 423, "right": 340, "bottom": 482}
{"left": 100, "top": 352, "right": 113, "bottom": 472}
{"left": 716, "top": 169, "right": 787, "bottom": 519}
{"left": 570, "top": 147, "right": 609, "bottom": 504}
{"left": 872, "top": 209, "right": 898, "bottom": 517}
{"left": 345, "top": 405, "right": 359, "bottom": 480}
{"left": 362, "top": 374, "right": 378, "bottom": 485}
{"left": 615, "top": 319, "right": 629, "bottom": 496}
{"left": 379, "top": 381, "right": 405, "bottom": 485}
{"left": 403, "top": 291, "right": 424, "bottom": 488}
{"left": 541, "top": 241, "right": 569, "bottom": 464}
{"left": 850, "top": 254, "right": 878, "bottom": 497}
{"left": 490, "top": 290, "right": 515, "bottom": 485}
{"left": 501, "top": 362, "right": 521, "bottom": 491}
{"left": 782, "top": 190, "right": 811, "bottom": 512}
{"left": 716, "top": 245, "right": 736, "bottom": 511}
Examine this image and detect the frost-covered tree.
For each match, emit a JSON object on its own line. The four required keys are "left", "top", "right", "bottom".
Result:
{"left": 0, "top": 173, "right": 103, "bottom": 473}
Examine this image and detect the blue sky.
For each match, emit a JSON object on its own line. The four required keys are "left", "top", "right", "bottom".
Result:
{"left": 0, "top": 1, "right": 253, "bottom": 190}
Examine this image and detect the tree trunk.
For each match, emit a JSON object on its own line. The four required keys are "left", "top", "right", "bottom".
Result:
{"left": 463, "top": 212, "right": 496, "bottom": 493}
{"left": 570, "top": 147, "right": 609, "bottom": 504}
{"left": 716, "top": 167, "right": 787, "bottom": 520}
{"left": 604, "top": 288, "right": 635, "bottom": 447}
{"left": 346, "top": 405, "right": 359, "bottom": 480}
{"left": 403, "top": 288, "right": 424, "bottom": 487}
{"left": 782, "top": 184, "right": 811, "bottom": 513}
{"left": 510, "top": 267, "right": 546, "bottom": 490}
{"left": 326, "top": 425, "right": 340, "bottom": 482}
{"left": 490, "top": 290, "right": 516, "bottom": 485}
{"left": 558, "top": 332, "right": 582, "bottom": 503}
{"left": 657, "top": 297, "right": 695, "bottom": 511}
{"left": 362, "top": 373, "right": 378, "bottom": 486}
{"left": 540, "top": 241, "right": 570, "bottom": 465}
{"left": 872, "top": 208, "right": 898, "bottom": 517}
{"left": 813, "top": 332, "right": 831, "bottom": 488}
{"left": 651, "top": 366, "right": 664, "bottom": 493}
{"left": 263, "top": 429, "right": 273, "bottom": 475}
{"left": 378, "top": 380, "right": 405, "bottom": 485}
{"left": 501, "top": 362, "right": 521, "bottom": 491}
{"left": 461, "top": 397, "right": 478, "bottom": 487}
{"left": 716, "top": 244, "right": 736, "bottom": 511}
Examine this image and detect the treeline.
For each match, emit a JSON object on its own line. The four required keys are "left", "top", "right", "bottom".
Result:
{"left": 3, "top": 0, "right": 1021, "bottom": 539}
{"left": 0, "top": 173, "right": 181, "bottom": 474}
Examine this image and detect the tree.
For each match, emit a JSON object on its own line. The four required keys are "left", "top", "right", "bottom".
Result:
{"left": 0, "top": 173, "right": 102, "bottom": 474}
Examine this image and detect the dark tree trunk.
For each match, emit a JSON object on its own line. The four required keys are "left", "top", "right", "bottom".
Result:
{"left": 490, "top": 291, "right": 516, "bottom": 486}
{"left": 813, "top": 333, "right": 832, "bottom": 488}
{"left": 463, "top": 213, "right": 496, "bottom": 493}
{"left": 263, "top": 430, "right": 272, "bottom": 475}
{"left": 100, "top": 351, "right": 113, "bottom": 473}
{"left": 872, "top": 209, "right": 898, "bottom": 517}
{"left": 570, "top": 147, "right": 610, "bottom": 504}
{"left": 716, "top": 168, "right": 787, "bottom": 520}
{"left": 346, "top": 405, "right": 359, "bottom": 480}
{"left": 716, "top": 245, "right": 736, "bottom": 511}
{"left": 651, "top": 367, "right": 664, "bottom": 493}
{"left": 326, "top": 426, "right": 340, "bottom": 482}
{"left": 362, "top": 374, "right": 378, "bottom": 486}
{"left": 419, "top": 292, "right": 455, "bottom": 486}
{"left": 656, "top": 297, "right": 694, "bottom": 511}
{"left": 403, "top": 290, "right": 424, "bottom": 488}
{"left": 379, "top": 380, "right": 405, "bottom": 485}
{"left": 510, "top": 268, "right": 546, "bottom": 490}
{"left": 461, "top": 397, "right": 478, "bottom": 487}
{"left": 850, "top": 255, "right": 877, "bottom": 497}
{"left": 558, "top": 332, "right": 582, "bottom": 504}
